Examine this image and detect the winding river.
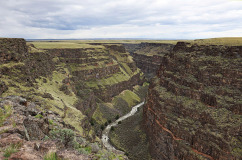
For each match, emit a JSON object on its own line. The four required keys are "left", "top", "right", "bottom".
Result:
{"left": 101, "top": 101, "right": 145, "bottom": 152}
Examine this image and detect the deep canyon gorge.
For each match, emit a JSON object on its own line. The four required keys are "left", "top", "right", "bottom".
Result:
{"left": 0, "top": 38, "right": 241, "bottom": 160}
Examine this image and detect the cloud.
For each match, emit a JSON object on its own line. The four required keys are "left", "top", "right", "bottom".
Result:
{"left": 0, "top": 0, "right": 241, "bottom": 39}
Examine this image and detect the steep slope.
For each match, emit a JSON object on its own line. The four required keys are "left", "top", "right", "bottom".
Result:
{"left": 144, "top": 42, "right": 242, "bottom": 160}
{"left": 0, "top": 38, "right": 146, "bottom": 159}
{"left": 124, "top": 43, "right": 174, "bottom": 79}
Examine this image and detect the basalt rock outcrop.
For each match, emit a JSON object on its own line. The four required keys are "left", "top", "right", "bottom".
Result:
{"left": 46, "top": 44, "right": 143, "bottom": 102}
{"left": 144, "top": 42, "right": 242, "bottom": 160}
{"left": 0, "top": 38, "right": 144, "bottom": 145}
{"left": 0, "top": 38, "right": 28, "bottom": 63}
{"left": 0, "top": 95, "right": 124, "bottom": 160}
{"left": 124, "top": 43, "right": 174, "bottom": 79}
{"left": 1, "top": 38, "right": 141, "bottom": 159}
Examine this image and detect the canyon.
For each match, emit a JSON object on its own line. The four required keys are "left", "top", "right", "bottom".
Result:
{"left": 143, "top": 42, "right": 241, "bottom": 160}
{"left": 124, "top": 43, "right": 174, "bottom": 80}
{"left": 0, "top": 38, "right": 241, "bottom": 160}
{"left": 0, "top": 38, "right": 146, "bottom": 159}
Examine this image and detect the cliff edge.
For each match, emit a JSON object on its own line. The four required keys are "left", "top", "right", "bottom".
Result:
{"left": 144, "top": 42, "right": 242, "bottom": 160}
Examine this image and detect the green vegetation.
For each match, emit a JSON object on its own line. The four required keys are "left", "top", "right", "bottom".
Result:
{"left": 49, "top": 128, "right": 75, "bottom": 147}
{"left": 190, "top": 37, "right": 242, "bottom": 46}
{"left": 115, "top": 115, "right": 120, "bottom": 120}
{"left": 44, "top": 152, "right": 60, "bottom": 160}
{"left": 0, "top": 104, "right": 12, "bottom": 127}
{"left": 76, "top": 147, "right": 92, "bottom": 155}
{"left": 28, "top": 41, "right": 105, "bottom": 49}
{"left": 28, "top": 39, "right": 180, "bottom": 46}
{"left": 109, "top": 106, "right": 151, "bottom": 160}
{"left": 48, "top": 119, "right": 54, "bottom": 125}
{"left": 1, "top": 38, "right": 152, "bottom": 159}
{"left": 35, "top": 70, "right": 87, "bottom": 135}
{"left": 113, "top": 90, "right": 140, "bottom": 107}
{"left": 34, "top": 114, "right": 43, "bottom": 119}
{"left": 0, "top": 62, "right": 24, "bottom": 69}
{"left": 3, "top": 143, "right": 22, "bottom": 159}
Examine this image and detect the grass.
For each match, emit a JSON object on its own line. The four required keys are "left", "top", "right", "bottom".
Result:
{"left": 85, "top": 66, "right": 141, "bottom": 90}
{"left": 0, "top": 62, "right": 24, "bottom": 69}
{"left": 0, "top": 104, "right": 12, "bottom": 127}
{"left": 3, "top": 143, "right": 22, "bottom": 159}
{"left": 35, "top": 114, "right": 43, "bottom": 119}
{"left": 35, "top": 71, "right": 88, "bottom": 134}
{"left": 109, "top": 106, "right": 151, "bottom": 160}
{"left": 27, "top": 39, "right": 180, "bottom": 45}
{"left": 27, "top": 37, "right": 242, "bottom": 50}
{"left": 28, "top": 41, "right": 104, "bottom": 49}
{"left": 44, "top": 152, "right": 61, "bottom": 160}
{"left": 113, "top": 90, "right": 140, "bottom": 107}
{"left": 187, "top": 37, "right": 242, "bottom": 46}
{"left": 69, "top": 60, "right": 117, "bottom": 71}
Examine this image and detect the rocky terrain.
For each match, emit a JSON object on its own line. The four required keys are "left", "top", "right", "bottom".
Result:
{"left": 0, "top": 38, "right": 146, "bottom": 159}
{"left": 1, "top": 37, "right": 241, "bottom": 160}
{"left": 124, "top": 43, "right": 174, "bottom": 80}
{"left": 0, "top": 95, "right": 128, "bottom": 160}
{"left": 143, "top": 42, "right": 242, "bottom": 160}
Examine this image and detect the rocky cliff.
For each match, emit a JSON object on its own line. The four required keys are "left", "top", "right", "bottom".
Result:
{"left": 0, "top": 38, "right": 146, "bottom": 159}
{"left": 124, "top": 43, "right": 174, "bottom": 80}
{"left": 0, "top": 38, "right": 28, "bottom": 63}
{"left": 144, "top": 42, "right": 242, "bottom": 160}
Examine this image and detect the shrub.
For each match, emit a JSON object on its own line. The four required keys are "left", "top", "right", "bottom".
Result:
{"left": 3, "top": 143, "right": 22, "bottom": 158}
{"left": 49, "top": 128, "right": 75, "bottom": 147}
{"left": 0, "top": 105, "right": 12, "bottom": 127}
{"left": 43, "top": 135, "right": 50, "bottom": 141}
{"left": 89, "top": 118, "right": 95, "bottom": 126}
{"left": 100, "top": 125, "right": 104, "bottom": 130}
{"left": 44, "top": 152, "right": 60, "bottom": 160}
{"left": 48, "top": 119, "right": 53, "bottom": 125}
{"left": 77, "top": 147, "right": 92, "bottom": 155}
{"left": 108, "top": 120, "right": 111, "bottom": 124}
{"left": 111, "top": 126, "right": 115, "bottom": 131}
{"left": 104, "top": 122, "right": 108, "bottom": 126}
{"left": 115, "top": 115, "right": 120, "bottom": 120}
{"left": 35, "top": 114, "right": 43, "bottom": 119}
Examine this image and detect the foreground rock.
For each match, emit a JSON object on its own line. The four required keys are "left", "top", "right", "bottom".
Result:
{"left": 0, "top": 96, "right": 126, "bottom": 159}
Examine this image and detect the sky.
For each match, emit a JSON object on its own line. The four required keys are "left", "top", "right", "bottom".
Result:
{"left": 0, "top": 0, "right": 242, "bottom": 39}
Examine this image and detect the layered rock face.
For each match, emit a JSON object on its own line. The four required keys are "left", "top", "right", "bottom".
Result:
{"left": 0, "top": 38, "right": 28, "bottom": 63}
{"left": 0, "top": 96, "right": 126, "bottom": 160}
{"left": 125, "top": 43, "right": 174, "bottom": 79}
{"left": 46, "top": 44, "right": 143, "bottom": 102}
{"left": 144, "top": 42, "right": 242, "bottom": 160}
{"left": 0, "top": 38, "right": 144, "bottom": 159}
{"left": 0, "top": 39, "right": 144, "bottom": 139}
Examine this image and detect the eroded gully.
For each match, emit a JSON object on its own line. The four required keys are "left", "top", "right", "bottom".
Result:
{"left": 101, "top": 102, "right": 145, "bottom": 153}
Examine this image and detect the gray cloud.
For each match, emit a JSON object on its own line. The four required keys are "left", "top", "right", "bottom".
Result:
{"left": 0, "top": 0, "right": 242, "bottom": 39}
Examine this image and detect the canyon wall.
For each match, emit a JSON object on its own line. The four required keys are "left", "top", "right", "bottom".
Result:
{"left": 144, "top": 42, "right": 242, "bottom": 160}
{"left": 124, "top": 43, "right": 174, "bottom": 79}
{"left": 0, "top": 39, "right": 144, "bottom": 140}
{"left": 0, "top": 38, "right": 131, "bottom": 159}
{"left": 0, "top": 38, "right": 28, "bottom": 63}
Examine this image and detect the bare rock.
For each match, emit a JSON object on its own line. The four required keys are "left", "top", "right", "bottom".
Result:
{"left": 38, "top": 141, "right": 57, "bottom": 154}
{"left": 9, "top": 151, "right": 42, "bottom": 160}
{"left": 23, "top": 116, "right": 49, "bottom": 140}
{"left": 0, "top": 81, "right": 8, "bottom": 95}
{"left": 57, "top": 150, "right": 91, "bottom": 160}
{"left": 0, "top": 133, "right": 24, "bottom": 147}
{"left": 88, "top": 143, "right": 100, "bottom": 153}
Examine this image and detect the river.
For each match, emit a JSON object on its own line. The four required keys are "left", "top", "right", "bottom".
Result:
{"left": 101, "top": 101, "right": 145, "bottom": 152}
